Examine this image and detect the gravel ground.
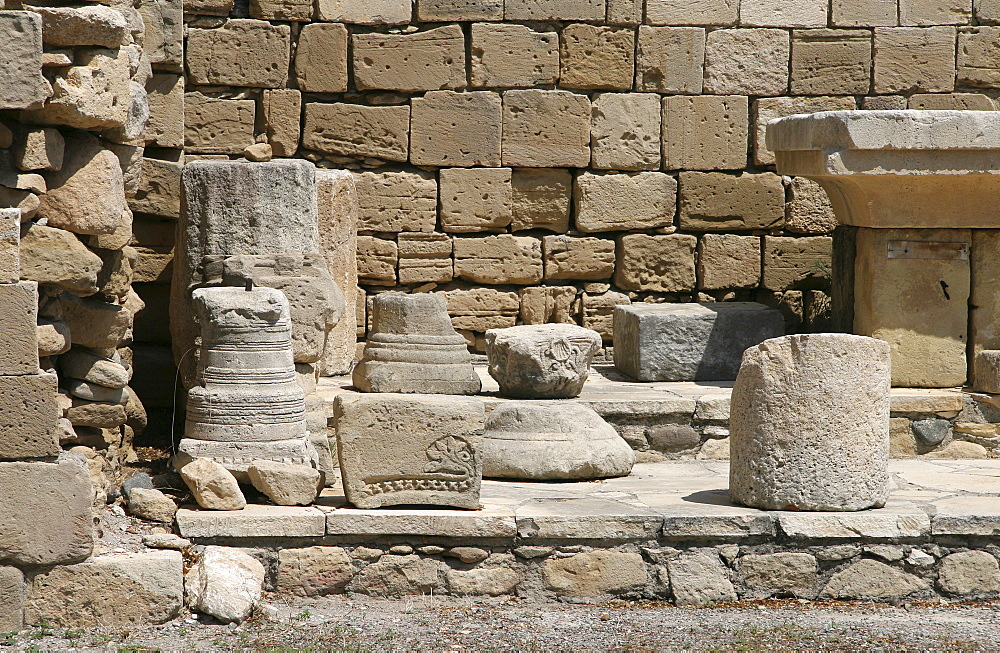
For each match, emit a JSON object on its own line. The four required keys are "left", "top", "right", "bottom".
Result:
{"left": 4, "top": 595, "right": 999, "bottom": 652}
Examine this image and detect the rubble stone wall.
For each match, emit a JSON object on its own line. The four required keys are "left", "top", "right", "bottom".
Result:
{"left": 168, "top": 0, "right": 1000, "bottom": 353}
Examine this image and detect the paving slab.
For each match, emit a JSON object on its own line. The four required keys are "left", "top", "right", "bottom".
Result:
{"left": 176, "top": 505, "right": 326, "bottom": 538}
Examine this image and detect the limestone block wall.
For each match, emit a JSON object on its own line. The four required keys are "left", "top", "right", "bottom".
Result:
{"left": 170, "top": 0, "right": 1000, "bottom": 352}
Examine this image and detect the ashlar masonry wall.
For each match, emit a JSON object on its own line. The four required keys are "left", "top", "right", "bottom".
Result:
{"left": 129, "top": 0, "right": 1000, "bottom": 362}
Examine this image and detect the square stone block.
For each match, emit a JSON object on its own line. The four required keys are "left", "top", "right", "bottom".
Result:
{"left": 502, "top": 90, "right": 590, "bottom": 168}
{"left": 0, "top": 281, "right": 39, "bottom": 375}
{"left": 762, "top": 235, "right": 832, "bottom": 291}
{"left": 874, "top": 27, "right": 957, "bottom": 94}
{"left": 543, "top": 235, "right": 615, "bottom": 281}
{"left": 900, "top": 0, "right": 972, "bottom": 25}
{"left": 410, "top": 91, "right": 502, "bottom": 167}
{"left": 635, "top": 26, "right": 705, "bottom": 94}
{"left": 958, "top": 27, "right": 1000, "bottom": 86}
{"left": 662, "top": 95, "right": 748, "bottom": 170}
{"left": 354, "top": 171, "right": 436, "bottom": 232}
{"left": 295, "top": 24, "right": 348, "bottom": 93}
{"left": 613, "top": 303, "right": 785, "bottom": 382}
{"left": 613, "top": 234, "right": 696, "bottom": 292}
{"left": 353, "top": 26, "right": 466, "bottom": 92}
{"left": 741, "top": 0, "right": 827, "bottom": 26}
{"left": 504, "top": 0, "right": 605, "bottom": 20}
{"left": 511, "top": 168, "right": 571, "bottom": 232}
{"left": 559, "top": 24, "right": 634, "bottom": 91}
{"left": 440, "top": 168, "right": 512, "bottom": 233}
{"left": 753, "top": 95, "right": 858, "bottom": 166}
{"left": 184, "top": 93, "right": 255, "bottom": 155}
{"left": 0, "top": 11, "right": 50, "bottom": 111}
{"left": 0, "top": 372, "right": 59, "bottom": 460}
{"left": 357, "top": 236, "right": 397, "bottom": 285}
{"left": 145, "top": 74, "right": 184, "bottom": 149}
{"left": 704, "top": 28, "right": 789, "bottom": 96}
{"left": 471, "top": 23, "right": 557, "bottom": 88}
{"left": 791, "top": 29, "right": 872, "bottom": 96}
{"left": 454, "top": 235, "right": 543, "bottom": 285}
{"left": 334, "top": 393, "right": 485, "bottom": 510}
{"left": 591, "top": 93, "right": 660, "bottom": 171}
{"left": 697, "top": 234, "right": 761, "bottom": 290}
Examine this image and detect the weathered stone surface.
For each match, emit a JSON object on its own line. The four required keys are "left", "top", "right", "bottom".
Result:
{"left": 24, "top": 551, "right": 183, "bottom": 627}
{"left": 614, "top": 303, "right": 784, "bottom": 382}
{"left": 66, "top": 398, "right": 126, "bottom": 428}
{"left": 454, "top": 235, "right": 543, "bottom": 285}
{"left": 295, "top": 24, "right": 348, "bottom": 93}
{"left": 667, "top": 550, "right": 737, "bottom": 606}
{"left": 737, "top": 553, "right": 818, "bottom": 598}
{"left": 761, "top": 236, "right": 832, "bottom": 291}
{"left": 0, "top": 281, "right": 38, "bottom": 375}
{"left": 741, "top": 0, "right": 827, "bottom": 26}
{"left": 754, "top": 96, "right": 858, "bottom": 166}
{"left": 259, "top": 89, "right": 300, "bottom": 158}
{"left": 590, "top": 93, "right": 660, "bottom": 171}
{"left": 57, "top": 293, "right": 131, "bottom": 349}
{"left": 792, "top": 29, "right": 872, "bottom": 96}
{"left": 957, "top": 27, "right": 1000, "bottom": 86}
{"left": 560, "top": 23, "right": 634, "bottom": 91}
{"left": 471, "top": 23, "right": 557, "bottom": 88}
{"left": 316, "top": 0, "right": 411, "bottom": 23}
{"left": 832, "top": 0, "right": 896, "bottom": 25}
{"left": 908, "top": 92, "right": 996, "bottom": 110}
{"left": 582, "top": 293, "right": 629, "bottom": 342}
{"left": 186, "top": 20, "right": 290, "bottom": 88}
{"left": 144, "top": 74, "right": 183, "bottom": 149}
{"left": 39, "top": 134, "right": 125, "bottom": 235}
{"left": 0, "top": 372, "right": 59, "bottom": 460}
{"left": 519, "top": 286, "right": 576, "bottom": 325}
{"left": 303, "top": 103, "right": 408, "bottom": 162}
{"left": 178, "top": 458, "right": 247, "bottom": 511}
{"left": 14, "top": 127, "right": 64, "bottom": 172}
{"left": 441, "top": 287, "right": 520, "bottom": 332}
{"left": 543, "top": 235, "right": 614, "bottom": 281}
{"left": 353, "top": 26, "right": 465, "bottom": 92}
{"left": 786, "top": 178, "right": 837, "bottom": 234}
{"left": 937, "top": 551, "right": 1000, "bottom": 595}
{"left": 698, "top": 235, "right": 761, "bottom": 290}
{"left": 575, "top": 172, "right": 676, "bottom": 233}
{"left": 247, "top": 460, "right": 322, "bottom": 506}
{"left": 613, "top": 234, "right": 696, "bottom": 292}
{"left": 58, "top": 347, "right": 129, "bottom": 388}
{"left": 30, "top": 5, "right": 127, "bottom": 48}
{"left": 354, "top": 170, "right": 436, "bottom": 232}
{"left": 140, "top": 0, "right": 183, "bottom": 71}
{"left": 129, "top": 156, "right": 181, "bottom": 218}
{"left": 730, "top": 334, "right": 891, "bottom": 511}
{"left": 900, "top": 0, "right": 971, "bottom": 24}
{"left": 316, "top": 170, "right": 359, "bottom": 376}
{"left": 351, "top": 554, "right": 443, "bottom": 597}
{"left": 128, "top": 487, "right": 177, "bottom": 523}
{"left": 874, "top": 27, "right": 957, "bottom": 94}
{"left": 0, "top": 11, "right": 51, "bottom": 110}
{"left": 411, "top": 91, "right": 502, "bottom": 167}
{"left": 926, "top": 440, "right": 990, "bottom": 459}
{"left": 335, "top": 393, "right": 484, "bottom": 510}
{"left": 544, "top": 551, "right": 647, "bottom": 597}
{"left": 485, "top": 325, "right": 601, "bottom": 399}
{"left": 635, "top": 26, "right": 705, "bottom": 93}
{"left": 646, "top": 0, "right": 737, "bottom": 25}
{"left": 184, "top": 93, "right": 255, "bottom": 155}
{"left": 447, "top": 567, "right": 521, "bottom": 596}
{"left": 821, "top": 559, "right": 928, "bottom": 599}
{"left": 398, "top": 232, "right": 452, "bottom": 284}
{"left": 704, "top": 29, "right": 789, "bottom": 96}
{"left": 502, "top": 90, "right": 591, "bottom": 168}
{"left": 679, "top": 172, "right": 784, "bottom": 231}
{"left": 278, "top": 547, "right": 353, "bottom": 596}
{"left": 504, "top": 0, "right": 604, "bottom": 20}
{"left": 357, "top": 236, "right": 397, "bottom": 285}
{"left": 440, "top": 167, "right": 512, "bottom": 232}
{"left": 662, "top": 95, "right": 748, "bottom": 171}
{"left": 185, "top": 546, "right": 265, "bottom": 624}
{"left": 483, "top": 401, "right": 634, "bottom": 480}
{"left": 420, "top": 0, "right": 501, "bottom": 20}
{"left": 37, "top": 320, "right": 70, "bottom": 357}
{"left": 0, "top": 456, "right": 94, "bottom": 566}
{"left": 511, "top": 168, "right": 571, "bottom": 232}
{"left": 353, "top": 293, "right": 481, "bottom": 395}
{"left": 27, "top": 46, "right": 129, "bottom": 130}
{"left": 0, "top": 209, "right": 17, "bottom": 284}
{"left": 251, "top": 0, "right": 311, "bottom": 19}
{"left": 0, "top": 566, "right": 23, "bottom": 632}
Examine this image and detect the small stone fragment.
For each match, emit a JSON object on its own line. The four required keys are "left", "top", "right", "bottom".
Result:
{"left": 485, "top": 324, "right": 602, "bottom": 399}
{"left": 178, "top": 458, "right": 246, "bottom": 511}
{"left": 128, "top": 487, "right": 177, "bottom": 523}
{"left": 246, "top": 460, "right": 322, "bottom": 506}
{"left": 185, "top": 546, "right": 264, "bottom": 624}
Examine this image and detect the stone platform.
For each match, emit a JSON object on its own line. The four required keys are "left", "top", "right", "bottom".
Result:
{"left": 175, "top": 460, "right": 1000, "bottom": 603}
{"left": 317, "top": 365, "right": 971, "bottom": 459}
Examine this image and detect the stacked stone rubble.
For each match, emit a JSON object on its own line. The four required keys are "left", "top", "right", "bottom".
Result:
{"left": 176, "top": 0, "right": 1000, "bottom": 351}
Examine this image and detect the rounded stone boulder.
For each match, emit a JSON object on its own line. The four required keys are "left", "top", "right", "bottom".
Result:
{"left": 483, "top": 401, "right": 634, "bottom": 480}
{"left": 485, "top": 324, "right": 602, "bottom": 399}
{"left": 729, "top": 334, "right": 891, "bottom": 512}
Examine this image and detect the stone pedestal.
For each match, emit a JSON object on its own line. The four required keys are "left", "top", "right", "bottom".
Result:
{"left": 178, "top": 286, "right": 316, "bottom": 481}
{"left": 613, "top": 303, "right": 784, "bottom": 382}
{"left": 729, "top": 334, "right": 890, "bottom": 512}
{"left": 485, "top": 324, "right": 601, "bottom": 399}
{"left": 482, "top": 401, "right": 634, "bottom": 480}
{"left": 353, "top": 293, "right": 481, "bottom": 394}
{"left": 768, "top": 110, "right": 1000, "bottom": 389}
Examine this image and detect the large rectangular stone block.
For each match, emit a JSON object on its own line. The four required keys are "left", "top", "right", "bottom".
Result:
{"left": 958, "top": 27, "right": 1000, "bottom": 86}
{"left": 645, "top": 0, "right": 737, "bottom": 25}
{"left": 353, "top": 26, "right": 465, "bottom": 92}
{"left": 0, "top": 372, "right": 59, "bottom": 460}
{"left": 502, "top": 90, "right": 591, "bottom": 168}
{"left": 410, "top": 91, "right": 501, "bottom": 167}
{"left": 145, "top": 74, "right": 184, "bottom": 149}
{"left": 791, "top": 29, "right": 872, "bottom": 95}
{"left": 454, "top": 235, "right": 543, "bottom": 285}
{"left": 440, "top": 168, "right": 512, "bottom": 233}
{"left": 0, "top": 208, "right": 19, "bottom": 284}
{"left": 398, "top": 232, "right": 453, "bottom": 284}
{"left": 543, "top": 235, "right": 615, "bottom": 281}
{"left": 511, "top": 168, "right": 571, "bottom": 232}
{"left": 971, "top": 231, "right": 1000, "bottom": 390}
{"left": 0, "top": 281, "right": 39, "bottom": 375}
{"left": 334, "top": 394, "right": 485, "bottom": 510}
{"left": 317, "top": 170, "right": 358, "bottom": 376}
{"left": 606, "top": 0, "right": 641, "bottom": 24}
{"left": 186, "top": 20, "right": 290, "bottom": 88}
{"left": 142, "top": 0, "right": 184, "bottom": 70}
{"left": 704, "top": 28, "right": 789, "bottom": 96}
{"left": 303, "top": 103, "right": 409, "bottom": 162}
{"left": 591, "top": 93, "right": 660, "bottom": 171}
{"left": 295, "top": 23, "right": 348, "bottom": 93}
{"left": 184, "top": 93, "right": 255, "bottom": 155}
{"left": 353, "top": 171, "right": 436, "bottom": 232}
{"left": 762, "top": 236, "right": 832, "bottom": 291}
{"left": 575, "top": 172, "right": 676, "bottom": 233}
{"left": 0, "top": 11, "right": 51, "bottom": 110}
{"left": 613, "top": 234, "right": 696, "bottom": 292}
{"left": 874, "top": 27, "right": 957, "bottom": 94}
{"left": 679, "top": 172, "right": 784, "bottom": 231}
{"left": 832, "top": 0, "right": 896, "bottom": 25}
{"left": 357, "top": 236, "right": 397, "bottom": 285}
{"left": 440, "top": 287, "right": 519, "bottom": 331}
{"left": 583, "top": 291, "right": 630, "bottom": 341}
{"left": 559, "top": 24, "right": 634, "bottom": 91}
{"left": 662, "top": 95, "right": 748, "bottom": 170}
{"left": 741, "top": 0, "right": 827, "bottom": 26}
{"left": 317, "top": 0, "right": 411, "bottom": 22}
{"left": 129, "top": 156, "right": 181, "bottom": 219}
{"left": 504, "top": 0, "right": 605, "bottom": 20}
{"left": 419, "top": 0, "right": 501, "bottom": 20}
{"left": 0, "top": 456, "right": 94, "bottom": 565}
{"left": 900, "top": 0, "right": 972, "bottom": 24}
{"left": 854, "top": 228, "right": 970, "bottom": 387}
{"left": 697, "top": 234, "right": 761, "bottom": 290}
{"left": 470, "top": 23, "right": 557, "bottom": 88}
{"left": 635, "top": 26, "right": 705, "bottom": 94}
{"left": 753, "top": 96, "right": 857, "bottom": 165}
{"left": 613, "top": 303, "right": 785, "bottom": 381}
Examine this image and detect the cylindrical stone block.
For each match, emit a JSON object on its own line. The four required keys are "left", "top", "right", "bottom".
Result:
{"left": 729, "top": 334, "right": 891, "bottom": 512}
